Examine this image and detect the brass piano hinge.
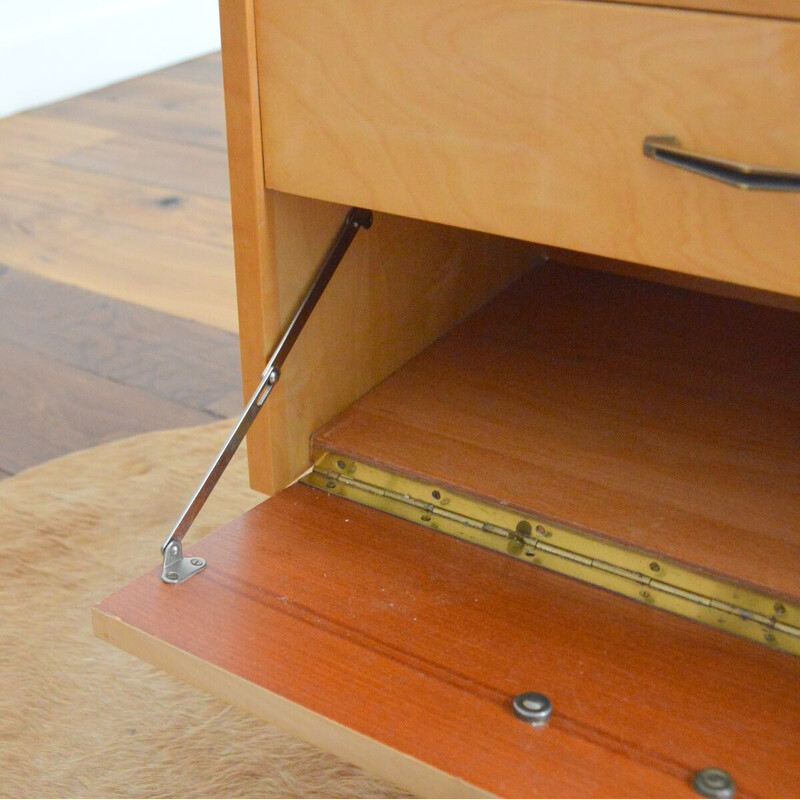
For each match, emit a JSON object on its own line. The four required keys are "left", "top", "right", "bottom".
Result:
{"left": 302, "top": 451, "right": 800, "bottom": 657}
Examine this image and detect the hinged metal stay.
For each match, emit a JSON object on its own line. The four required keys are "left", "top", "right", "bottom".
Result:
{"left": 161, "top": 207, "right": 373, "bottom": 584}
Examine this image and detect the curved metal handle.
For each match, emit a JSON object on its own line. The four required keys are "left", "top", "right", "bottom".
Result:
{"left": 643, "top": 136, "right": 800, "bottom": 192}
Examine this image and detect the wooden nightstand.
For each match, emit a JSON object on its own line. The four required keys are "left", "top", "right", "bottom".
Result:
{"left": 95, "top": 1, "right": 800, "bottom": 795}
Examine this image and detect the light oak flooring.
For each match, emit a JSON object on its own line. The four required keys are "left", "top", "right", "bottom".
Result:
{"left": 0, "top": 54, "right": 242, "bottom": 477}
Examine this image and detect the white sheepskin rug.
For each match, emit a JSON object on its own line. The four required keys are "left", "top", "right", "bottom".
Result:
{"left": 0, "top": 421, "right": 407, "bottom": 798}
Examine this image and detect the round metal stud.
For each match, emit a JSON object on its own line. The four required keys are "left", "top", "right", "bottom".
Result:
{"left": 693, "top": 768, "right": 735, "bottom": 798}
{"left": 512, "top": 692, "right": 552, "bottom": 726}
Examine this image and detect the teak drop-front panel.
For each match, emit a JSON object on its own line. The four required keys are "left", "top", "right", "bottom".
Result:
{"left": 94, "top": 484, "right": 800, "bottom": 798}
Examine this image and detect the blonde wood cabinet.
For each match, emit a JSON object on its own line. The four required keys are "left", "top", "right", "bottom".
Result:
{"left": 227, "top": 0, "right": 800, "bottom": 495}
{"left": 94, "top": 2, "right": 800, "bottom": 796}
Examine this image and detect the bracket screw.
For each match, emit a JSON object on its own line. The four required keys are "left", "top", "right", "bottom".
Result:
{"left": 693, "top": 768, "right": 735, "bottom": 798}
{"left": 190, "top": 558, "right": 204, "bottom": 567}
{"left": 512, "top": 692, "right": 552, "bottom": 726}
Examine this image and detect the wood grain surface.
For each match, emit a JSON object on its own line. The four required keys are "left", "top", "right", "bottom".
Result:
{"left": 94, "top": 483, "right": 800, "bottom": 798}
{"left": 235, "top": 194, "right": 543, "bottom": 494}
{"left": 0, "top": 53, "right": 236, "bottom": 331}
{"left": 0, "top": 267, "right": 242, "bottom": 418}
{"left": 218, "top": 0, "right": 281, "bottom": 492}
{"left": 32, "top": 75, "right": 228, "bottom": 151}
{"left": 0, "top": 263, "right": 244, "bottom": 474}
{"left": 0, "top": 114, "right": 113, "bottom": 164}
{"left": 0, "top": 201, "right": 237, "bottom": 330}
{"left": 0, "top": 54, "right": 243, "bottom": 475}
{"left": 256, "top": 0, "right": 800, "bottom": 296}
{"left": 55, "top": 134, "right": 230, "bottom": 200}
{"left": 315, "top": 262, "right": 800, "bottom": 601}
{"left": 0, "top": 339, "right": 215, "bottom": 475}
{"left": 0, "top": 160, "right": 232, "bottom": 248}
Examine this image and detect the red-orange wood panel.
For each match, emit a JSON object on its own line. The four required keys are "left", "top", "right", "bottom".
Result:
{"left": 315, "top": 262, "right": 800, "bottom": 601}
{"left": 95, "top": 484, "right": 800, "bottom": 797}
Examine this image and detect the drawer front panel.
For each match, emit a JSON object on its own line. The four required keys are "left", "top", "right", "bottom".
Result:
{"left": 256, "top": 0, "right": 800, "bottom": 297}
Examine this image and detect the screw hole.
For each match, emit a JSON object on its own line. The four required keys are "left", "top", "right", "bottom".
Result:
{"left": 432, "top": 490, "right": 441, "bottom": 500}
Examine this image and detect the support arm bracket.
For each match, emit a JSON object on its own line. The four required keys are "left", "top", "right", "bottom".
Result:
{"left": 161, "top": 207, "right": 372, "bottom": 584}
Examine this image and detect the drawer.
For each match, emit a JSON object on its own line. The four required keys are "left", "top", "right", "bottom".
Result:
{"left": 255, "top": 0, "right": 800, "bottom": 297}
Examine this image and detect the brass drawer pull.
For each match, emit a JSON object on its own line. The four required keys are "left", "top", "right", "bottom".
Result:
{"left": 643, "top": 136, "right": 800, "bottom": 191}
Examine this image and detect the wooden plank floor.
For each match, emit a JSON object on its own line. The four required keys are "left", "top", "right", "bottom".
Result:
{"left": 0, "top": 54, "right": 242, "bottom": 477}
{"left": 0, "top": 53, "right": 237, "bottom": 331}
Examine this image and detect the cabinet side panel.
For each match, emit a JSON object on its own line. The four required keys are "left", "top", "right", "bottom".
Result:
{"left": 219, "top": 0, "right": 279, "bottom": 491}
{"left": 260, "top": 193, "right": 543, "bottom": 493}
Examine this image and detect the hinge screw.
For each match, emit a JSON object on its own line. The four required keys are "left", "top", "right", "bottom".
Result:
{"left": 190, "top": 558, "right": 205, "bottom": 567}
{"left": 512, "top": 692, "right": 552, "bottom": 726}
{"left": 693, "top": 768, "right": 735, "bottom": 798}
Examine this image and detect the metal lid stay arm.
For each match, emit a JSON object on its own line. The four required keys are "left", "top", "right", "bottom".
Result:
{"left": 161, "top": 207, "right": 373, "bottom": 584}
